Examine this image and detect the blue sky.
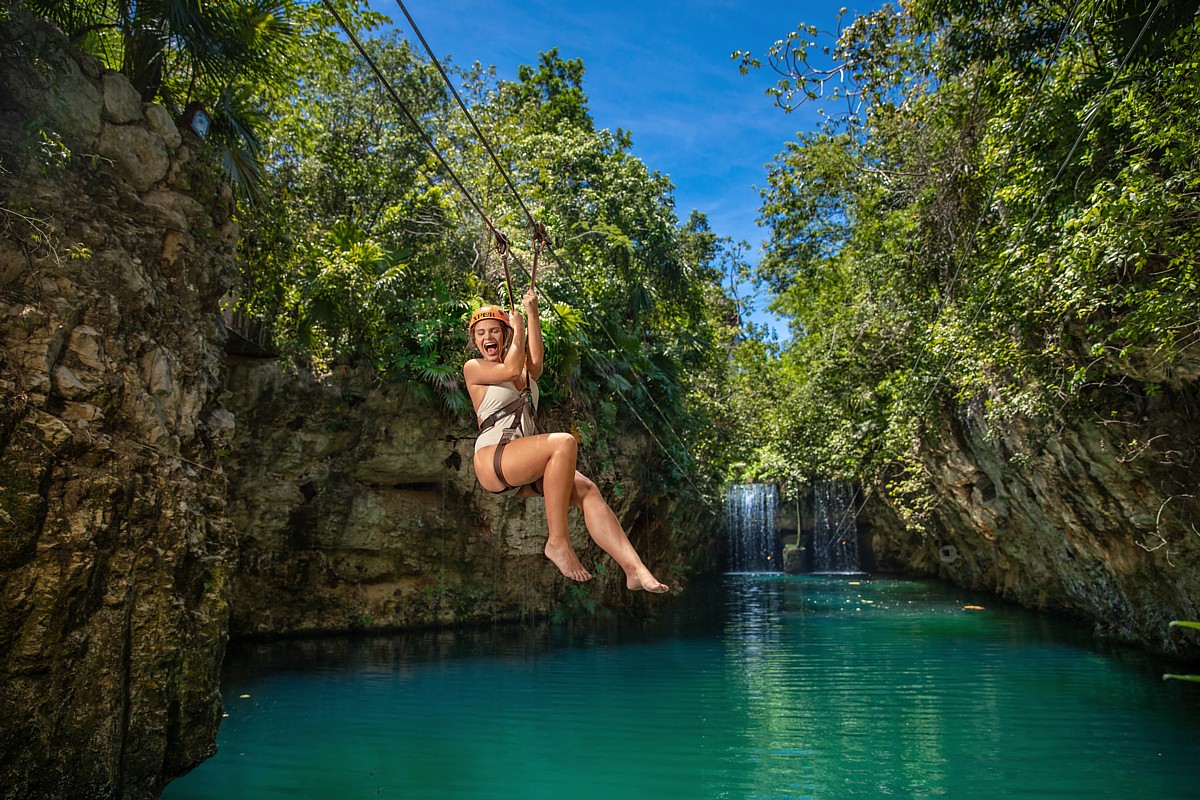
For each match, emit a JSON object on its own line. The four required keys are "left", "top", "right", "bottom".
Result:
{"left": 365, "top": 0, "right": 860, "bottom": 330}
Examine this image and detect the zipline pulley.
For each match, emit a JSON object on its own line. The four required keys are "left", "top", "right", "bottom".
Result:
{"left": 530, "top": 221, "right": 551, "bottom": 291}
{"left": 493, "top": 230, "right": 516, "bottom": 313}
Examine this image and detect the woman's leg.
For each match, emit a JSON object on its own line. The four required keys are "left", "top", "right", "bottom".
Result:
{"left": 570, "top": 473, "right": 669, "bottom": 593}
{"left": 475, "top": 433, "right": 591, "bottom": 582}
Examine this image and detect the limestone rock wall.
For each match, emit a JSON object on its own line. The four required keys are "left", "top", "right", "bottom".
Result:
{"left": 864, "top": 373, "right": 1200, "bottom": 657}
{"left": 221, "top": 359, "right": 700, "bottom": 636}
{"left": 0, "top": 18, "right": 236, "bottom": 799}
{"left": 0, "top": 17, "right": 718, "bottom": 798}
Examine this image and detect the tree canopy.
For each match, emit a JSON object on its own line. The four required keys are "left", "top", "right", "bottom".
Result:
{"left": 28, "top": 0, "right": 1193, "bottom": 526}
{"left": 11, "top": 0, "right": 748, "bottom": 510}
{"left": 220, "top": 9, "right": 742, "bottom": 502}
{"left": 26, "top": 0, "right": 389, "bottom": 201}
{"left": 730, "top": 0, "right": 1200, "bottom": 523}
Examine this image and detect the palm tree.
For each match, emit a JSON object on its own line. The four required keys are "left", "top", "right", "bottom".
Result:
{"left": 26, "top": 0, "right": 302, "bottom": 203}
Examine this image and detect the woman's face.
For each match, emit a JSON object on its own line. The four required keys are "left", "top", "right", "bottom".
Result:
{"left": 473, "top": 320, "right": 509, "bottom": 361}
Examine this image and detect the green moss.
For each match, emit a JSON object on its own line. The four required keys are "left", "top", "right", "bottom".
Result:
{"left": 0, "top": 411, "right": 64, "bottom": 563}
{"left": 0, "top": 459, "right": 43, "bottom": 554}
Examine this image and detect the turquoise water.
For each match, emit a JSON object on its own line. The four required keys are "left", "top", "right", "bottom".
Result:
{"left": 163, "top": 575, "right": 1200, "bottom": 799}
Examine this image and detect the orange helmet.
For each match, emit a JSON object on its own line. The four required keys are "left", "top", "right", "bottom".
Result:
{"left": 468, "top": 305, "right": 511, "bottom": 333}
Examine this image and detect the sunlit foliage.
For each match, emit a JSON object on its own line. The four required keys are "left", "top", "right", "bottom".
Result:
{"left": 224, "top": 14, "right": 739, "bottom": 502}
{"left": 732, "top": 0, "right": 1200, "bottom": 520}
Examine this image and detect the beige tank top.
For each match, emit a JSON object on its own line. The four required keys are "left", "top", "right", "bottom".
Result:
{"left": 474, "top": 378, "right": 539, "bottom": 453}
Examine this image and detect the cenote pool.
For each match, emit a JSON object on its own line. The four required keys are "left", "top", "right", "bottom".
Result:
{"left": 162, "top": 575, "right": 1200, "bottom": 799}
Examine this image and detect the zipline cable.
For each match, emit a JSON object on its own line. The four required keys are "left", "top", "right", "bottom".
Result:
{"left": 329, "top": 1, "right": 709, "bottom": 494}
{"left": 392, "top": 0, "right": 540, "bottom": 232}
{"left": 323, "top": 1, "right": 528, "bottom": 369}
{"left": 913, "top": 0, "right": 1166, "bottom": 421}
{"left": 320, "top": 0, "right": 505, "bottom": 244}
{"left": 384, "top": 2, "right": 706, "bottom": 477}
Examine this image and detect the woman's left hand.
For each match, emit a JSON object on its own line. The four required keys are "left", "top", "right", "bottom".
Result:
{"left": 522, "top": 287, "right": 539, "bottom": 318}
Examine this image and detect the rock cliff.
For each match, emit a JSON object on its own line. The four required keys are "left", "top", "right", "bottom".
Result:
{"left": 0, "top": 17, "right": 717, "bottom": 798}
{"left": 864, "top": 370, "right": 1200, "bottom": 657}
{"left": 14, "top": 6, "right": 1198, "bottom": 798}
{"left": 220, "top": 359, "right": 698, "bottom": 637}
{"left": 0, "top": 16, "right": 237, "bottom": 800}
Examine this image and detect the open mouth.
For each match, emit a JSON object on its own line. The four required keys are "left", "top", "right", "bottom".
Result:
{"left": 483, "top": 341, "right": 499, "bottom": 357}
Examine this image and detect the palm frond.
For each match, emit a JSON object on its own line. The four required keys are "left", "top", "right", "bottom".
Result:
{"left": 441, "top": 388, "right": 472, "bottom": 416}
{"left": 220, "top": 140, "right": 267, "bottom": 206}
{"left": 417, "top": 361, "right": 461, "bottom": 392}
{"left": 606, "top": 371, "right": 634, "bottom": 394}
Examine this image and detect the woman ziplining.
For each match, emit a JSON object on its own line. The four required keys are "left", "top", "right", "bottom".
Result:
{"left": 463, "top": 243, "right": 669, "bottom": 592}
{"left": 318, "top": 6, "right": 690, "bottom": 586}
{"left": 319, "top": 0, "right": 700, "bottom": 499}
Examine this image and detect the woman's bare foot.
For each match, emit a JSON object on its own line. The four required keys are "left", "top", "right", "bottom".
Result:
{"left": 627, "top": 567, "right": 669, "bottom": 593}
{"left": 545, "top": 539, "right": 592, "bottom": 582}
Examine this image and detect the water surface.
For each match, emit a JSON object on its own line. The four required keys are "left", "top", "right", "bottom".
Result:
{"left": 163, "top": 575, "right": 1200, "bottom": 799}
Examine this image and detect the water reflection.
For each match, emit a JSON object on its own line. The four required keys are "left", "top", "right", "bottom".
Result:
{"left": 165, "top": 576, "right": 1200, "bottom": 800}
{"left": 715, "top": 575, "right": 1200, "bottom": 799}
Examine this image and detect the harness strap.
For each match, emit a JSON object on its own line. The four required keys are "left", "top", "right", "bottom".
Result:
{"left": 490, "top": 404, "right": 527, "bottom": 491}
{"left": 493, "top": 431, "right": 515, "bottom": 489}
{"left": 479, "top": 387, "right": 539, "bottom": 491}
{"left": 488, "top": 435, "right": 543, "bottom": 495}
{"left": 477, "top": 393, "right": 528, "bottom": 433}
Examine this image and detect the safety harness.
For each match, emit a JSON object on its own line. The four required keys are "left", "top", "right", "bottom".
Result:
{"left": 478, "top": 383, "right": 541, "bottom": 492}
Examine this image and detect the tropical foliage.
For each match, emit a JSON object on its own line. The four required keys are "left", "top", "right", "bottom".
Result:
{"left": 20, "top": 0, "right": 1200, "bottom": 524}
{"left": 25, "top": 0, "right": 339, "bottom": 200}
{"left": 225, "top": 13, "right": 738, "bottom": 500}
{"left": 14, "top": 0, "right": 740, "bottom": 508}
{"left": 729, "top": 0, "right": 1200, "bottom": 523}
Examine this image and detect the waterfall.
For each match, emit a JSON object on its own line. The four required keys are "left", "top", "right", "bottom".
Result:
{"left": 724, "top": 484, "right": 779, "bottom": 573}
{"left": 810, "top": 480, "right": 860, "bottom": 573}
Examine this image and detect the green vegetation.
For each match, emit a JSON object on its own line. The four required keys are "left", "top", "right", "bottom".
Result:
{"left": 230, "top": 16, "right": 742, "bottom": 504}
{"left": 728, "top": 0, "right": 1200, "bottom": 525}
{"left": 10, "top": 0, "right": 745, "bottom": 537}
{"left": 21, "top": 1, "right": 735, "bottom": 505}
{"left": 28, "top": 0, "right": 332, "bottom": 200}
{"left": 23, "top": 0, "right": 1198, "bottom": 533}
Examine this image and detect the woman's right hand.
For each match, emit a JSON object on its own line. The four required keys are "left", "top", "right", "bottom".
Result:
{"left": 522, "top": 287, "right": 539, "bottom": 318}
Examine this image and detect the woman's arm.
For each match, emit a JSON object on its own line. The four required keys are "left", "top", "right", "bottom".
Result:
{"left": 523, "top": 287, "right": 544, "bottom": 381}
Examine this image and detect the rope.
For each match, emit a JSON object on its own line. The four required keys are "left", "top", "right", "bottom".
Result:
{"left": 319, "top": 0, "right": 506, "bottom": 244}
{"left": 382, "top": 3, "right": 695, "bottom": 437}
{"left": 391, "top": 0, "right": 541, "bottom": 232}
{"left": 327, "top": 0, "right": 709, "bottom": 496}
{"left": 493, "top": 230, "right": 516, "bottom": 312}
